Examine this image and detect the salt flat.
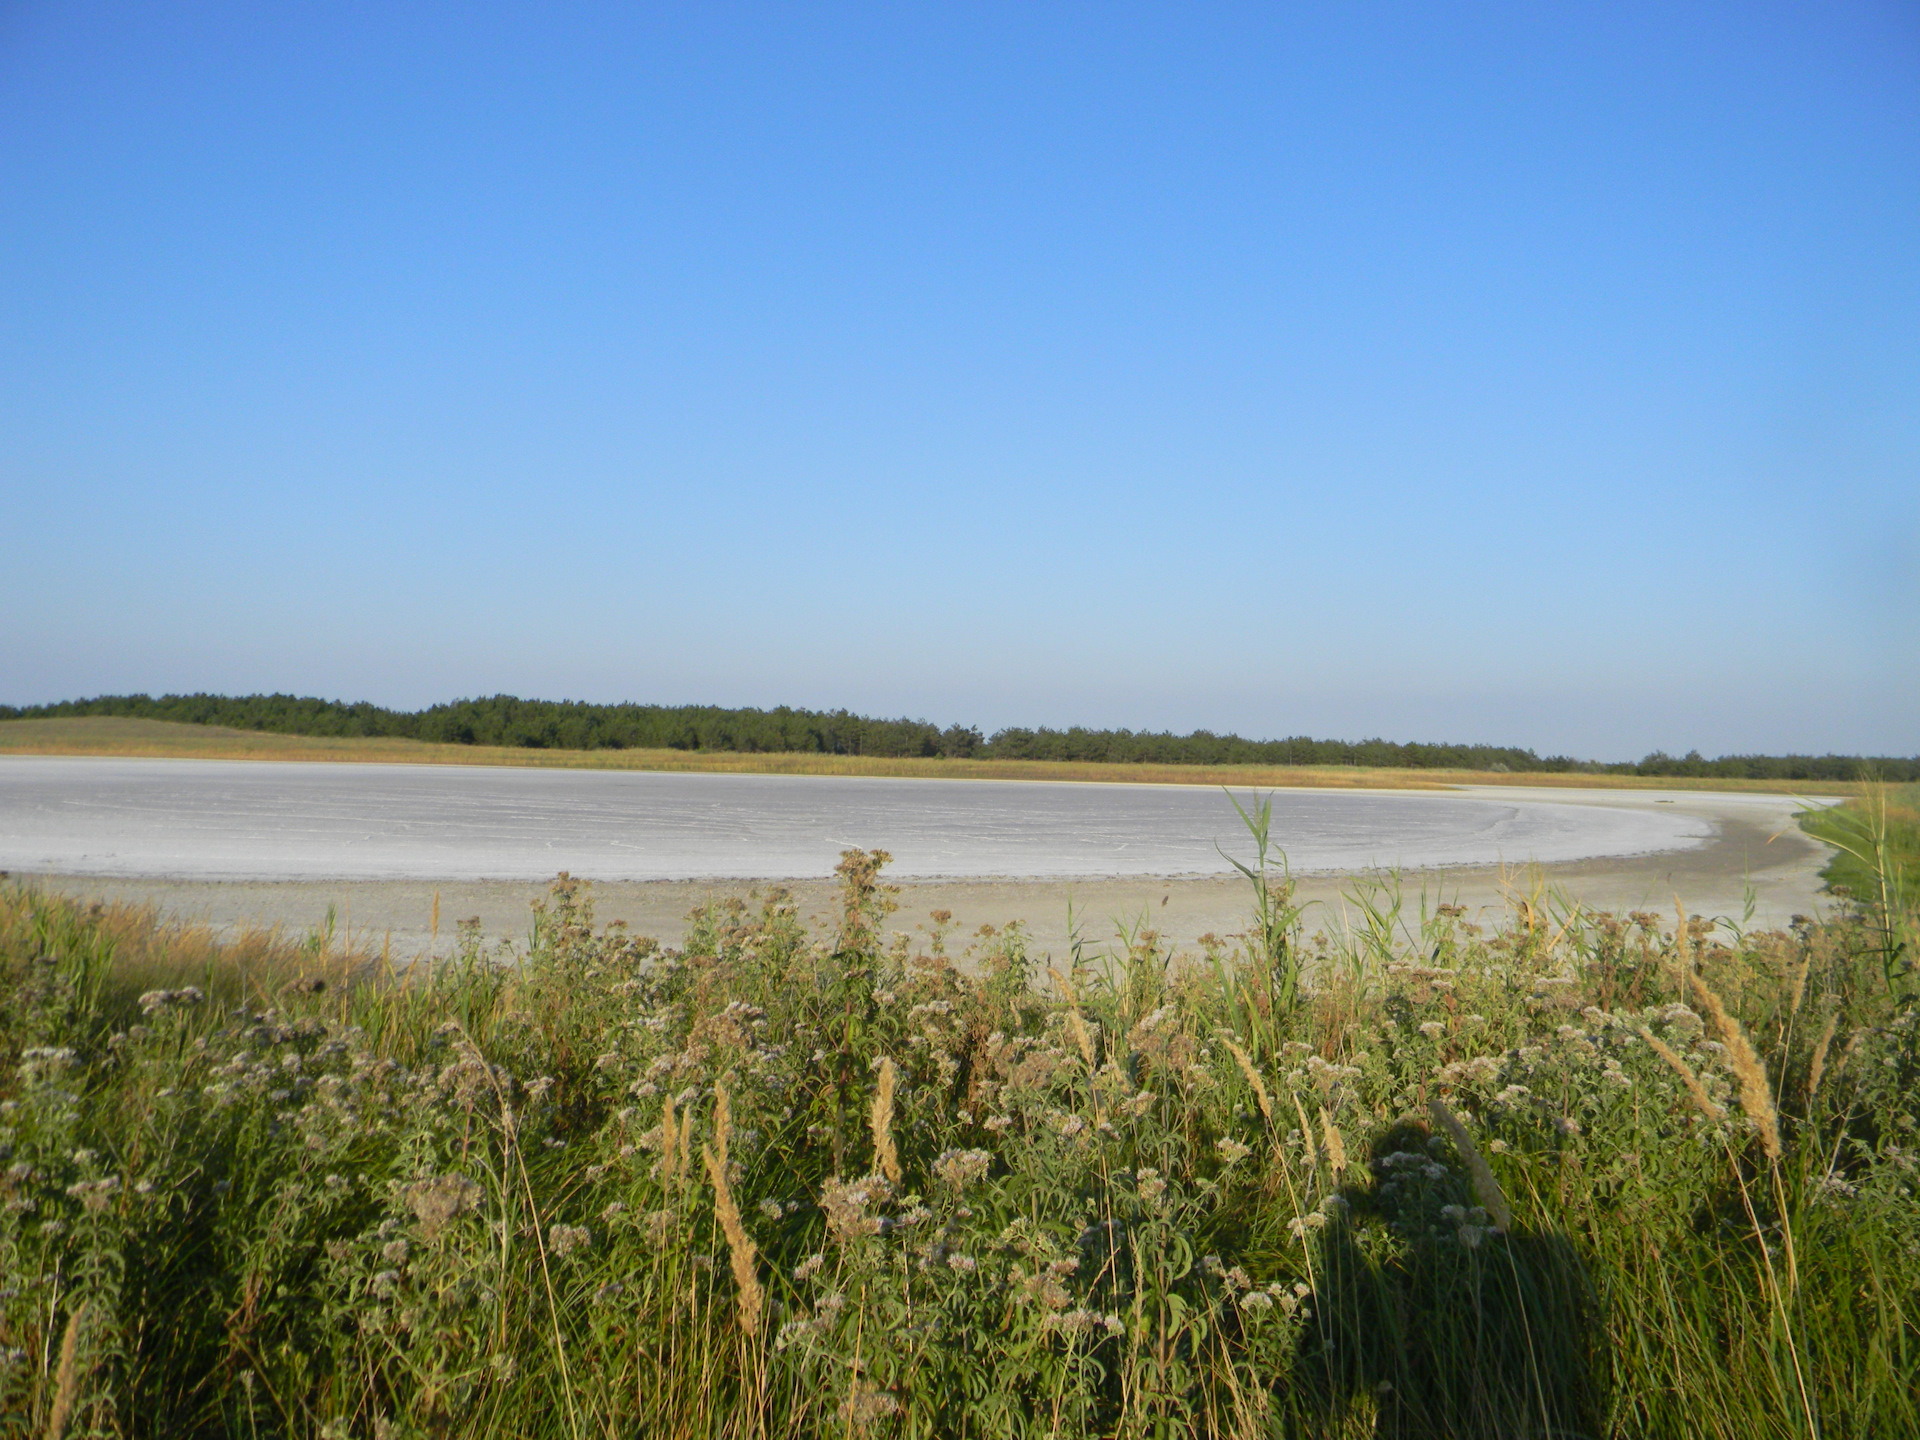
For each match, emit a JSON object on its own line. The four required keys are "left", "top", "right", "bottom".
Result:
{"left": 1, "top": 756, "right": 1838, "bottom": 952}
{"left": 0, "top": 755, "right": 1746, "bottom": 881}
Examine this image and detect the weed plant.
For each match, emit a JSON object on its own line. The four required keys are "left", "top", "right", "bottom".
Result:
{"left": 1, "top": 813, "right": 1916, "bottom": 1438}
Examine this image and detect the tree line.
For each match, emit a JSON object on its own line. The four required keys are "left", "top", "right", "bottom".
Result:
{"left": 4, "top": 693, "right": 1914, "bottom": 780}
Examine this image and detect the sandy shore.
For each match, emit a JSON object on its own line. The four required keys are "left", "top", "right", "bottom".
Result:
{"left": 12, "top": 788, "right": 1838, "bottom": 961}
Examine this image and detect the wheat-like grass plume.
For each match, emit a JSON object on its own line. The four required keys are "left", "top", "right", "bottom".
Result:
{"left": 1429, "top": 1098, "right": 1512, "bottom": 1233}
{"left": 1686, "top": 967, "right": 1783, "bottom": 1161}
{"left": 703, "top": 1131, "right": 764, "bottom": 1336}
{"left": 1223, "top": 1038, "right": 1272, "bottom": 1120}
{"left": 1319, "top": 1105, "right": 1347, "bottom": 1179}
{"left": 660, "top": 1089, "right": 681, "bottom": 1185}
{"left": 1638, "top": 1026, "right": 1726, "bottom": 1120}
{"left": 679, "top": 1095, "right": 693, "bottom": 1180}
{"left": 45, "top": 1301, "right": 87, "bottom": 1440}
{"left": 1807, "top": 1012, "right": 1840, "bottom": 1104}
{"left": 870, "top": 1057, "right": 901, "bottom": 1185}
{"left": 1786, "top": 949, "right": 1812, "bottom": 1019}
{"left": 713, "top": 1082, "right": 732, "bottom": 1175}
{"left": 1287, "top": 1089, "right": 1320, "bottom": 1169}
{"left": 1050, "top": 968, "right": 1099, "bottom": 1072}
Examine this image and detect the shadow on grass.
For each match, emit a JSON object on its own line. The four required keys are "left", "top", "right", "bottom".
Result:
{"left": 1291, "top": 1119, "right": 1605, "bottom": 1440}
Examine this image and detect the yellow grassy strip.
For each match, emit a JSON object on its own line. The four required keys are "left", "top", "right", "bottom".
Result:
{"left": 1, "top": 717, "right": 1862, "bottom": 794}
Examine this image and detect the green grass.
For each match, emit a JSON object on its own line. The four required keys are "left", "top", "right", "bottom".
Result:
{"left": 1801, "top": 783, "right": 1920, "bottom": 910}
{"left": 2, "top": 821, "right": 1916, "bottom": 1437}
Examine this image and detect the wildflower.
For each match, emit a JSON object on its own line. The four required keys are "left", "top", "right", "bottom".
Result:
{"left": 933, "top": 1148, "right": 993, "bottom": 1190}
{"left": 1241, "top": 1291, "right": 1274, "bottom": 1313}
{"left": 822, "top": 1176, "right": 889, "bottom": 1243}
{"left": 1136, "top": 1168, "right": 1168, "bottom": 1205}
{"left": 1215, "top": 1137, "right": 1252, "bottom": 1164}
{"left": 602, "top": 1201, "right": 628, "bottom": 1221}
{"left": 983, "top": 1114, "right": 1015, "bottom": 1133}
{"left": 947, "top": 1253, "right": 978, "bottom": 1273}
{"left": 1418, "top": 1021, "right": 1447, "bottom": 1040}
{"left": 547, "top": 1223, "right": 591, "bottom": 1258}
{"left": 137, "top": 987, "right": 204, "bottom": 1014}
{"left": 757, "top": 1198, "right": 783, "bottom": 1222}
{"left": 381, "top": 1240, "right": 410, "bottom": 1266}
{"left": 16, "top": 1048, "right": 79, "bottom": 1082}
{"left": 1056, "top": 1114, "right": 1087, "bottom": 1138}
{"left": 838, "top": 1382, "right": 902, "bottom": 1431}
{"left": 402, "top": 1174, "right": 483, "bottom": 1240}
{"left": 1048, "top": 1308, "right": 1102, "bottom": 1336}
{"left": 65, "top": 1178, "right": 119, "bottom": 1213}
{"left": 794, "top": 1253, "right": 826, "bottom": 1281}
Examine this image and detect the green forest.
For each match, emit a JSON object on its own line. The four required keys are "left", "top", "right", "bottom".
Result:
{"left": 4, "top": 692, "right": 1914, "bottom": 780}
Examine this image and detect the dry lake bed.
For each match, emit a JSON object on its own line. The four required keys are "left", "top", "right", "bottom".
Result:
{"left": 0, "top": 756, "right": 1840, "bottom": 957}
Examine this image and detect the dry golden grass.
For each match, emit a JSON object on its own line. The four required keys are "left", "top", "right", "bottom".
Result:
{"left": 0, "top": 716, "right": 1856, "bottom": 795}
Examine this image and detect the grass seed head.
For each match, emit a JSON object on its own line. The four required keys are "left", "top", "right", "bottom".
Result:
{"left": 1224, "top": 1038, "right": 1272, "bottom": 1120}
{"left": 1686, "top": 967, "right": 1783, "bottom": 1160}
{"left": 703, "top": 1140, "right": 764, "bottom": 1337}
{"left": 1637, "top": 1027, "right": 1726, "bottom": 1121}
{"left": 1807, "top": 1012, "right": 1840, "bottom": 1104}
{"left": 46, "top": 1301, "right": 88, "bottom": 1440}
{"left": 870, "top": 1057, "right": 901, "bottom": 1185}
{"left": 1319, "top": 1105, "right": 1347, "bottom": 1179}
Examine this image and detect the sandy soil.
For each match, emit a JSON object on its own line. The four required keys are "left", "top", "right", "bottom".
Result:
{"left": 12, "top": 791, "right": 1838, "bottom": 961}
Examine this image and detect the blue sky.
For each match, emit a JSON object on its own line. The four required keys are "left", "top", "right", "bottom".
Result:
{"left": 2, "top": 3, "right": 1915, "bottom": 759}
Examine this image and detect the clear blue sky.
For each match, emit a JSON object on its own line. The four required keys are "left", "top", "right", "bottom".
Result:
{"left": 3, "top": 3, "right": 1915, "bottom": 759}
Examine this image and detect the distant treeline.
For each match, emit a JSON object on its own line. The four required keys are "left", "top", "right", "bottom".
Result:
{"left": 4, "top": 693, "right": 1915, "bottom": 781}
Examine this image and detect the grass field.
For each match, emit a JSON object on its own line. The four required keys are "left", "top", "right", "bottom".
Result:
{"left": 1801, "top": 783, "right": 1920, "bottom": 923}
{"left": 0, "top": 716, "right": 1870, "bottom": 796}
{"left": 1, "top": 807, "right": 1913, "bottom": 1437}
